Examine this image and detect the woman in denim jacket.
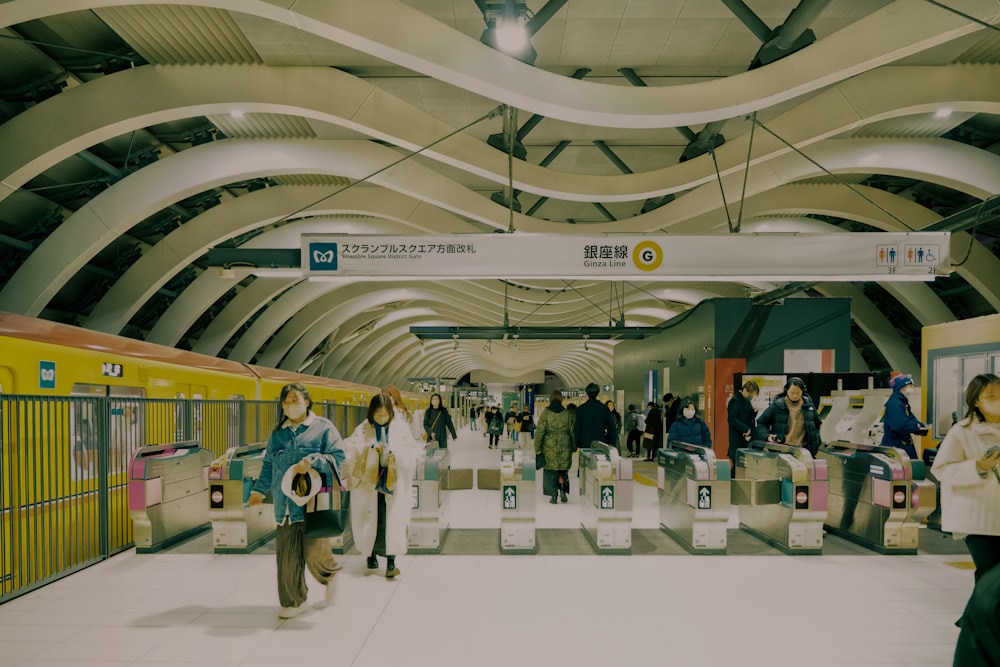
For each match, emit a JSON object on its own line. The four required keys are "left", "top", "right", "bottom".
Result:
{"left": 249, "top": 383, "right": 345, "bottom": 619}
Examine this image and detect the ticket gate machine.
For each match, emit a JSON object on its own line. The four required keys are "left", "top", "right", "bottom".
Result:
{"left": 128, "top": 441, "right": 215, "bottom": 553}
{"left": 206, "top": 443, "right": 275, "bottom": 554}
{"left": 579, "top": 443, "right": 633, "bottom": 554}
{"left": 656, "top": 441, "right": 731, "bottom": 554}
{"left": 818, "top": 441, "right": 936, "bottom": 553}
{"left": 820, "top": 389, "right": 890, "bottom": 446}
{"left": 408, "top": 442, "right": 451, "bottom": 553}
{"left": 733, "top": 441, "right": 829, "bottom": 554}
{"left": 500, "top": 448, "right": 536, "bottom": 554}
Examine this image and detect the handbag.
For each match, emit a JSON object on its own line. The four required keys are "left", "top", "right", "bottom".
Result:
{"left": 304, "top": 472, "right": 350, "bottom": 537}
{"left": 424, "top": 412, "right": 441, "bottom": 441}
{"left": 535, "top": 451, "right": 546, "bottom": 470}
{"left": 349, "top": 444, "right": 379, "bottom": 490}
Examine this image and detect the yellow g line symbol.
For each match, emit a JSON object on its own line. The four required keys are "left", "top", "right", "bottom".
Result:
{"left": 632, "top": 240, "right": 663, "bottom": 272}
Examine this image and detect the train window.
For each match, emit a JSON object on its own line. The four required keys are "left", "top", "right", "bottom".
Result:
{"left": 69, "top": 384, "right": 146, "bottom": 477}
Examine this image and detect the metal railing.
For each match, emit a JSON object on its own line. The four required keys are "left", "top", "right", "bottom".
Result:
{"left": 0, "top": 395, "right": 365, "bottom": 603}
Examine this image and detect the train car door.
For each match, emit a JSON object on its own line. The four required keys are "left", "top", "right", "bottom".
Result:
{"left": 71, "top": 384, "right": 145, "bottom": 477}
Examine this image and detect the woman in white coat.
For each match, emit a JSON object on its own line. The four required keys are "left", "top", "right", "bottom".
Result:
{"left": 931, "top": 373, "right": 1000, "bottom": 582}
{"left": 343, "top": 393, "right": 418, "bottom": 579}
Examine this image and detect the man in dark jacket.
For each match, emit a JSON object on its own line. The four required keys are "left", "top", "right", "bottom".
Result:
{"left": 755, "top": 377, "right": 823, "bottom": 456}
{"left": 880, "top": 374, "right": 927, "bottom": 459}
{"left": 727, "top": 380, "right": 759, "bottom": 466}
{"left": 574, "top": 383, "right": 618, "bottom": 448}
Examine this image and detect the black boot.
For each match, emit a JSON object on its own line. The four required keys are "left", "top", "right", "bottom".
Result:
{"left": 367, "top": 554, "right": 379, "bottom": 570}
{"left": 385, "top": 556, "right": 400, "bottom": 578}
{"left": 550, "top": 492, "right": 558, "bottom": 504}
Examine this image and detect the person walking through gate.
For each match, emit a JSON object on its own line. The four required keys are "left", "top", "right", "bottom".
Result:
{"left": 249, "top": 383, "right": 345, "bottom": 619}
{"left": 727, "top": 381, "right": 759, "bottom": 466}
{"left": 536, "top": 390, "right": 576, "bottom": 504}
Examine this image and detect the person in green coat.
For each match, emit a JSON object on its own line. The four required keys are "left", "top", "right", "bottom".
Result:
{"left": 535, "top": 390, "right": 576, "bottom": 504}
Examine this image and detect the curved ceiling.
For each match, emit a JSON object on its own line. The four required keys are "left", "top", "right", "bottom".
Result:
{"left": 0, "top": 0, "right": 998, "bottom": 390}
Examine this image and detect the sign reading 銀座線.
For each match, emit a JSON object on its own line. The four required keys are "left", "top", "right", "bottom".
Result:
{"left": 302, "top": 233, "right": 950, "bottom": 281}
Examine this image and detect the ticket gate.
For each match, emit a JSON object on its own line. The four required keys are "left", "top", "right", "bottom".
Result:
{"left": 500, "top": 448, "right": 536, "bottom": 554}
{"left": 128, "top": 441, "right": 215, "bottom": 553}
{"left": 818, "top": 441, "right": 936, "bottom": 554}
{"left": 408, "top": 442, "right": 451, "bottom": 553}
{"left": 922, "top": 447, "right": 942, "bottom": 531}
{"left": 579, "top": 442, "right": 632, "bottom": 554}
{"left": 820, "top": 389, "right": 890, "bottom": 445}
{"left": 206, "top": 443, "right": 275, "bottom": 554}
{"left": 733, "top": 441, "right": 828, "bottom": 554}
{"left": 657, "top": 441, "right": 730, "bottom": 555}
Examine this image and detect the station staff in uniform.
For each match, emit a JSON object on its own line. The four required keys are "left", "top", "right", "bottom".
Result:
{"left": 880, "top": 374, "right": 928, "bottom": 459}
{"left": 249, "top": 383, "right": 345, "bottom": 619}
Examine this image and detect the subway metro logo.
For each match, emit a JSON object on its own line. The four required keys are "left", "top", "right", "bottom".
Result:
{"left": 309, "top": 243, "right": 338, "bottom": 271}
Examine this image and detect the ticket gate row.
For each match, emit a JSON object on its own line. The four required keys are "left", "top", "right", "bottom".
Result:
{"left": 207, "top": 442, "right": 276, "bottom": 554}
{"left": 579, "top": 443, "right": 633, "bottom": 554}
{"left": 408, "top": 442, "right": 451, "bottom": 553}
{"left": 818, "top": 441, "right": 936, "bottom": 554}
{"left": 657, "top": 442, "right": 730, "bottom": 555}
{"left": 733, "top": 441, "right": 829, "bottom": 554}
{"left": 128, "top": 441, "right": 215, "bottom": 553}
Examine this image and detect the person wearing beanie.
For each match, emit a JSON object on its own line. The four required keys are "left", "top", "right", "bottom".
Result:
{"left": 881, "top": 374, "right": 928, "bottom": 459}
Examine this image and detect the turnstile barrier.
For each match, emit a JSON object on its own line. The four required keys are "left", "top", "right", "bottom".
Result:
{"left": 657, "top": 441, "right": 730, "bottom": 554}
{"left": 579, "top": 442, "right": 632, "bottom": 554}
{"left": 819, "top": 441, "right": 936, "bottom": 554}
{"left": 500, "top": 448, "right": 536, "bottom": 553}
{"left": 734, "top": 441, "right": 828, "bottom": 554}
{"left": 408, "top": 442, "right": 451, "bottom": 553}
{"left": 207, "top": 442, "right": 275, "bottom": 554}
{"left": 128, "top": 441, "right": 214, "bottom": 553}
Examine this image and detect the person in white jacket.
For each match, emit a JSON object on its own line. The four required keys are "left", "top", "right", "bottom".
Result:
{"left": 931, "top": 373, "right": 1000, "bottom": 582}
{"left": 343, "top": 393, "right": 419, "bottom": 579}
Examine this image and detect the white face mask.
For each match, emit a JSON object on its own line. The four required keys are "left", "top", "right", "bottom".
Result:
{"left": 903, "top": 386, "right": 914, "bottom": 396}
{"left": 683, "top": 408, "right": 695, "bottom": 419}
{"left": 373, "top": 408, "right": 390, "bottom": 425}
{"left": 284, "top": 402, "right": 307, "bottom": 421}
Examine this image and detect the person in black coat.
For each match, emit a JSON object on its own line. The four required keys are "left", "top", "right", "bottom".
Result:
{"left": 423, "top": 393, "right": 458, "bottom": 448}
{"left": 574, "top": 383, "right": 618, "bottom": 449}
{"left": 727, "top": 380, "right": 759, "bottom": 466}
{"left": 754, "top": 377, "right": 823, "bottom": 456}
{"left": 642, "top": 401, "right": 663, "bottom": 461}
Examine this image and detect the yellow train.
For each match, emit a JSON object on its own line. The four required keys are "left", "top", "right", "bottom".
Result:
{"left": 0, "top": 311, "right": 421, "bottom": 598}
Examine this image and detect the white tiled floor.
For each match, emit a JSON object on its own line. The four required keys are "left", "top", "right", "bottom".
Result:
{"left": 0, "top": 427, "right": 973, "bottom": 666}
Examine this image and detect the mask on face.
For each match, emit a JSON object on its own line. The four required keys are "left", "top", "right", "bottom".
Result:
{"left": 903, "top": 386, "right": 914, "bottom": 396}
{"left": 284, "top": 402, "right": 307, "bottom": 421}
{"left": 683, "top": 408, "right": 695, "bottom": 419}
{"left": 374, "top": 410, "right": 390, "bottom": 425}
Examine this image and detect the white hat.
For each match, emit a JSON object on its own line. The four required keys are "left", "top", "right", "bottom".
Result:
{"left": 280, "top": 467, "right": 322, "bottom": 506}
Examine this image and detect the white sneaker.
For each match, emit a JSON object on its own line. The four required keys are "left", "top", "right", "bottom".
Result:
{"left": 278, "top": 604, "right": 308, "bottom": 619}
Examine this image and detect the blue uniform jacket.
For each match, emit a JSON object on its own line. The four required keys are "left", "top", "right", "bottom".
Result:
{"left": 880, "top": 389, "right": 925, "bottom": 457}
{"left": 668, "top": 416, "right": 712, "bottom": 447}
{"left": 252, "top": 413, "right": 345, "bottom": 524}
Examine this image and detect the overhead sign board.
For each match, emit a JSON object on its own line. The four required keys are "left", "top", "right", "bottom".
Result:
{"left": 302, "top": 233, "right": 950, "bottom": 281}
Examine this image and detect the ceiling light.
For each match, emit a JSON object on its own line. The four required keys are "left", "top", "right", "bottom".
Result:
{"left": 230, "top": 109, "right": 245, "bottom": 120}
{"left": 934, "top": 107, "right": 953, "bottom": 119}
{"left": 480, "top": 0, "right": 536, "bottom": 64}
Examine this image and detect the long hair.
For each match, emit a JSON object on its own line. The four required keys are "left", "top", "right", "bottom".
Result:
{"left": 961, "top": 373, "right": 1000, "bottom": 425}
{"left": 274, "top": 382, "right": 312, "bottom": 431}
{"left": 366, "top": 393, "right": 395, "bottom": 426}
{"left": 428, "top": 393, "right": 447, "bottom": 413}
{"left": 382, "top": 384, "right": 410, "bottom": 419}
